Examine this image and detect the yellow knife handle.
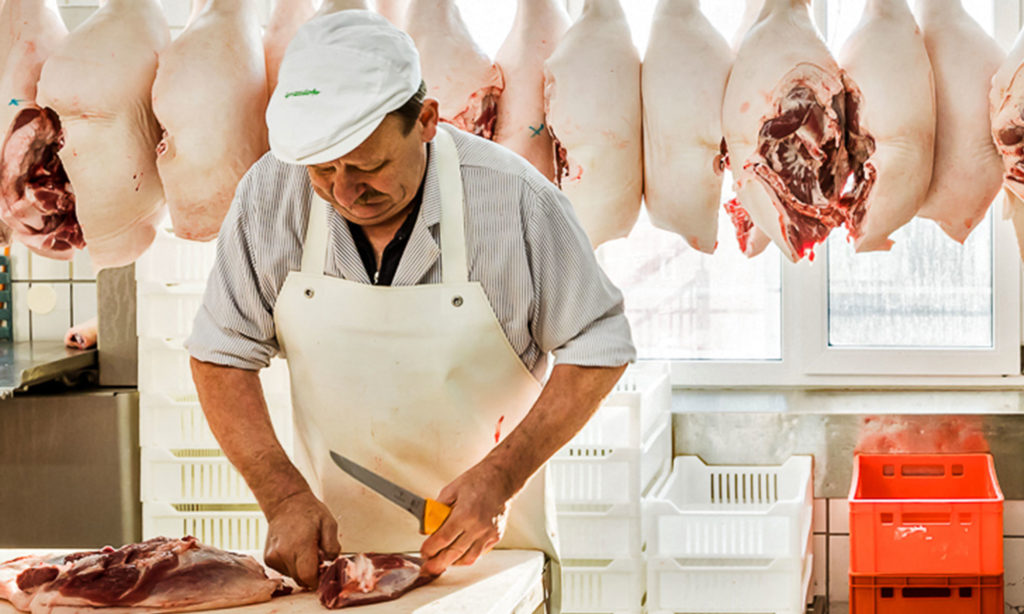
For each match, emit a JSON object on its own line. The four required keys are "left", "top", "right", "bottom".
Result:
{"left": 421, "top": 499, "right": 452, "bottom": 535}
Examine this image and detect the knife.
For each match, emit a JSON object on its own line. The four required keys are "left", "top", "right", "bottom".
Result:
{"left": 329, "top": 450, "right": 452, "bottom": 535}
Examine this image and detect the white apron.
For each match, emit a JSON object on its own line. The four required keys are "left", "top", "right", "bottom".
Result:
{"left": 273, "top": 128, "right": 561, "bottom": 612}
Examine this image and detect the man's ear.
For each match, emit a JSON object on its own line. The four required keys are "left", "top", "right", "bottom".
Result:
{"left": 419, "top": 99, "right": 440, "bottom": 143}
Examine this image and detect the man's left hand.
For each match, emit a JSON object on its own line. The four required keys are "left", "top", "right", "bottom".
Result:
{"left": 419, "top": 460, "right": 514, "bottom": 576}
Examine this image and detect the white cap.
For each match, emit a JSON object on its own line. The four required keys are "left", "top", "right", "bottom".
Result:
{"left": 266, "top": 10, "right": 422, "bottom": 165}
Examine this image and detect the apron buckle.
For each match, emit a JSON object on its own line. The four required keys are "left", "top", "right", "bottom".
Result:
{"left": 451, "top": 295, "right": 463, "bottom": 307}
{"left": 305, "top": 288, "right": 315, "bottom": 298}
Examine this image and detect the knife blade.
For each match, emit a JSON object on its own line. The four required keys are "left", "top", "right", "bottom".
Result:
{"left": 329, "top": 450, "right": 451, "bottom": 535}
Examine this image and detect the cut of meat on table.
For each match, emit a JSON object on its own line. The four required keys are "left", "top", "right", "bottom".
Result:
{"left": 317, "top": 553, "right": 435, "bottom": 609}
{"left": 263, "top": 0, "right": 317, "bottom": 97}
{"left": 837, "top": 0, "right": 934, "bottom": 252}
{"left": 915, "top": 0, "right": 1004, "bottom": 243}
{"left": 0, "top": 537, "right": 290, "bottom": 614}
{"left": 406, "top": 0, "right": 504, "bottom": 139}
{"left": 543, "top": 0, "right": 642, "bottom": 248}
{"left": 152, "top": 0, "right": 269, "bottom": 242}
{"left": 989, "top": 25, "right": 1024, "bottom": 258}
{"left": 493, "top": 0, "right": 569, "bottom": 182}
{"left": 642, "top": 0, "right": 732, "bottom": 254}
{"left": 0, "top": 0, "right": 80, "bottom": 258}
{"left": 722, "top": 0, "right": 872, "bottom": 262}
{"left": 374, "top": 0, "right": 407, "bottom": 27}
{"left": 731, "top": 0, "right": 764, "bottom": 50}
{"left": 36, "top": 0, "right": 169, "bottom": 270}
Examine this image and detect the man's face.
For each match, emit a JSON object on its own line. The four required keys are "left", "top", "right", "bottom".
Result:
{"left": 307, "top": 100, "right": 439, "bottom": 230}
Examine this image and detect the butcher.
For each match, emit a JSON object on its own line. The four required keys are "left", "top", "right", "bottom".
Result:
{"left": 185, "top": 10, "right": 635, "bottom": 612}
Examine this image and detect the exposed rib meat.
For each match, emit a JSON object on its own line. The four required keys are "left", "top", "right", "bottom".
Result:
{"left": 317, "top": 553, "right": 435, "bottom": 609}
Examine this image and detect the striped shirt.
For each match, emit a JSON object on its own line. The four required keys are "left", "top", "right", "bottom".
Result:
{"left": 186, "top": 125, "right": 636, "bottom": 376}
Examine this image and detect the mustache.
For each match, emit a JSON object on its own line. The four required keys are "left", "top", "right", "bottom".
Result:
{"left": 354, "top": 189, "right": 387, "bottom": 206}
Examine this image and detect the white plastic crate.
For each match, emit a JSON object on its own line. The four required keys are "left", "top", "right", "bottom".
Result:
{"left": 646, "top": 552, "right": 813, "bottom": 614}
{"left": 135, "top": 226, "right": 218, "bottom": 284}
{"left": 557, "top": 503, "right": 641, "bottom": 559}
{"left": 605, "top": 361, "right": 670, "bottom": 442}
{"left": 143, "top": 502, "right": 266, "bottom": 551}
{"left": 140, "top": 392, "right": 292, "bottom": 450}
{"left": 562, "top": 557, "right": 644, "bottom": 614}
{"left": 551, "top": 414, "right": 671, "bottom": 506}
{"left": 142, "top": 448, "right": 257, "bottom": 504}
{"left": 644, "top": 456, "right": 813, "bottom": 561}
{"left": 138, "top": 337, "right": 291, "bottom": 399}
{"left": 137, "top": 281, "right": 205, "bottom": 339}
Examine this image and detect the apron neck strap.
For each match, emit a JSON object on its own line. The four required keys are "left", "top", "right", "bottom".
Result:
{"left": 300, "top": 127, "right": 469, "bottom": 282}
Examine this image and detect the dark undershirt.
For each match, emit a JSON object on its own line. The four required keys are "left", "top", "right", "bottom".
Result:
{"left": 346, "top": 157, "right": 428, "bottom": 286}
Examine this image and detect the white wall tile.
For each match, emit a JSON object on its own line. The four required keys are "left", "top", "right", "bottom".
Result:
{"left": 72, "top": 283, "right": 97, "bottom": 325}
{"left": 1006, "top": 538, "right": 1024, "bottom": 608}
{"left": 11, "top": 282, "right": 28, "bottom": 343}
{"left": 814, "top": 498, "right": 827, "bottom": 533}
{"left": 828, "top": 535, "right": 849, "bottom": 603}
{"left": 29, "top": 283, "right": 71, "bottom": 341}
{"left": 29, "top": 253, "right": 70, "bottom": 281}
{"left": 829, "top": 498, "right": 850, "bottom": 534}
{"left": 812, "top": 534, "right": 826, "bottom": 598}
{"left": 9, "top": 242, "right": 29, "bottom": 281}
{"left": 71, "top": 249, "right": 96, "bottom": 281}
{"left": 1006, "top": 500, "right": 1024, "bottom": 537}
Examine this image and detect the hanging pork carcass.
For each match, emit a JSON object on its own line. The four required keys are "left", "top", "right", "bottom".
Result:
{"left": 642, "top": 0, "right": 732, "bottom": 254}
{"left": 0, "top": 0, "right": 78, "bottom": 258}
{"left": 915, "top": 0, "right": 1004, "bottom": 243}
{"left": 493, "top": 0, "right": 569, "bottom": 182}
{"left": 406, "top": 0, "right": 503, "bottom": 139}
{"left": 722, "top": 0, "right": 872, "bottom": 262}
{"left": 263, "top": 0, "right": 317, "bottom": 97}
{"left": 544, "top": 0, "right": 642, "bottom": 247}
{"left": 989, "top": 25, "right": 1024, "bottom": 258}
{"left": 837, "top": 0, "right": 934, "bottom": 252}
{"left": 36, "top": 0, "right": 169, "bottom": 270}
{"left": 152, "top": 0, "right": 268, "bottom": 241}
{"left": 375, "top": 0, "right": 406, "bottom": 26}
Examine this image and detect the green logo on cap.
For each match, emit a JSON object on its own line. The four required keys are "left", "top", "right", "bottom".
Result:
{"left": 284, "top": 88, "right": 321, "bottom": 99}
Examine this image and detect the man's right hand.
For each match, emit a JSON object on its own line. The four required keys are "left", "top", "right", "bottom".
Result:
{"left": 263, "top": 491, "right": 341, "bottom": 589}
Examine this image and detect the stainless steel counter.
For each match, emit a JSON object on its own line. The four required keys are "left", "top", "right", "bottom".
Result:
{"left": 0, "top": 340, "right": 97, "bottom": 399}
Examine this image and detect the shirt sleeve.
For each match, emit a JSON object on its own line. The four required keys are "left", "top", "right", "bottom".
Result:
{"left": 525, "top": 184, "right": 637, "bottom": 368}
{"left": 185, "top": 180, "right": 282, "bottom": 371}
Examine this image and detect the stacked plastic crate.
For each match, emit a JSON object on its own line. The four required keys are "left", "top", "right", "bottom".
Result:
{"left": 848, "top": 454, "right": 1004, "bottom": 614}
{"left": 552, "top": 362, "right": 672, "bottom": 614}
{"left": 136, "top": 224, "right": 293, "bottom": 551}
{"left": 644, "top": 455, "right": 814, "bottom": 614}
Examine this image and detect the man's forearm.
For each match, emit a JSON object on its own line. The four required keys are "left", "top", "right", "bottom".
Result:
{"left": 190, "top": 357, "right": 311, "bottom": 517}
{"left": 485, "top": 363, "right": 628, "bottom": 499}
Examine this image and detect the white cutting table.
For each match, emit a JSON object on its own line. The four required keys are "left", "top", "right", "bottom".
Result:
{"left": 0, "top": 549, "right": 545, "bottom": 614}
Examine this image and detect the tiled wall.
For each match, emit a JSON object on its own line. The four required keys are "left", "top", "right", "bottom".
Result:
{"left": 814, "top": 497, "right": 1024, "bottom": 608}
{"left": 8, "top": 242, "right": 96, "bottom": 343}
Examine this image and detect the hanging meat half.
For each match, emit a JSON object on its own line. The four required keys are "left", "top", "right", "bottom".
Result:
{"left": 989, "top": 26, "right": 1024, "bottom": 258}
{"left": 544, "top": 0, "right": 642, "bottom": 247}
{"left": 263, "top": 0, "right": 317, "bottom": 97}
{"left": 837, "top": 0, "right": 933, "bottom": 252}
{"left": 0, "top": 537, "right": 289, "bottom": 613}
{"left": 722, "top": 0, "right": 872, "bottom": 262}
{"left": 0, "top": 0, "right": 81, "bottom": 258}
{"left": 642, "top": 0, "right": 731, "bottom": 254}
{"left": 915, "top": 0, "right": 1004, "bottom": 243}
{"left": 36, "top": 0, "right": 169, "bottom": 270}
{"left": 406, "top": 0, "right": 503, "bottom": 139}
{"left": 731, "top": 0, "right": 765, "bottom": 51}
{"left": 493, "top": 0, "right": 569, "bottom": 182}
{"left": 375, "top": 0, "right": 407, "bottom": 27}
{"left": 152, "top": 0, "right": 268, "bottom": 242}
{"left": 317, "top": 553, "right": 435, "bottom": 609}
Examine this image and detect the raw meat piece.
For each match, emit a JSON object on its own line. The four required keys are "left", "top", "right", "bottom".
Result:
{"left": 989, "top": 26, "right": 1024, "bottom": 258}
{"left": 493, "top": 0, "right": 569, "bottom": 182}
{"left": 375, "top": 0, "right": 406, "bottom": 26}
{"left": 837, "top": 0, "right": 934, "bottom": 252}
{"left": 263, "top": 0, "right": 317, "bottom": 97}
{"left": 64, "top": 316, "right": 97, "bottom": 349}
{"left": 406, "top": 0, "right": 504, "bottom": 139}
{"left": 915, "top": 0, "right": 1004, "bottom": 242}
{"left": 642, "top": 0, "right": 732, "bottom": 254}
{"left": 0, "top": 537, "right": 288, "bottom": 613}
{"left": 152, "top": 0, "right": 269, "bottom": 241}
{"left": 317, "top": 553, "right": 434, "bottom": 609}
{"left": 0, "top": 0, "right": 77, "bottom": 257}
{"left": 543, "top": 0, "right": 642, "bottom": 247}
{"left": 721, "top": 0, "right": 871, "bottom": 262}
{"left": 36, "top": 0, "right": 169, "bottom": 270}
{"left": 731, "top": 0, "right": 764, "bottom": 50}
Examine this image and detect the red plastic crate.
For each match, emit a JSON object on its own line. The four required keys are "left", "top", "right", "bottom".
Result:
{"left": 850, "top": 574, "right": 1003, "bottom": 614}
{"left": 849, "top": 454, "right": 1003, "bottom": 576}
